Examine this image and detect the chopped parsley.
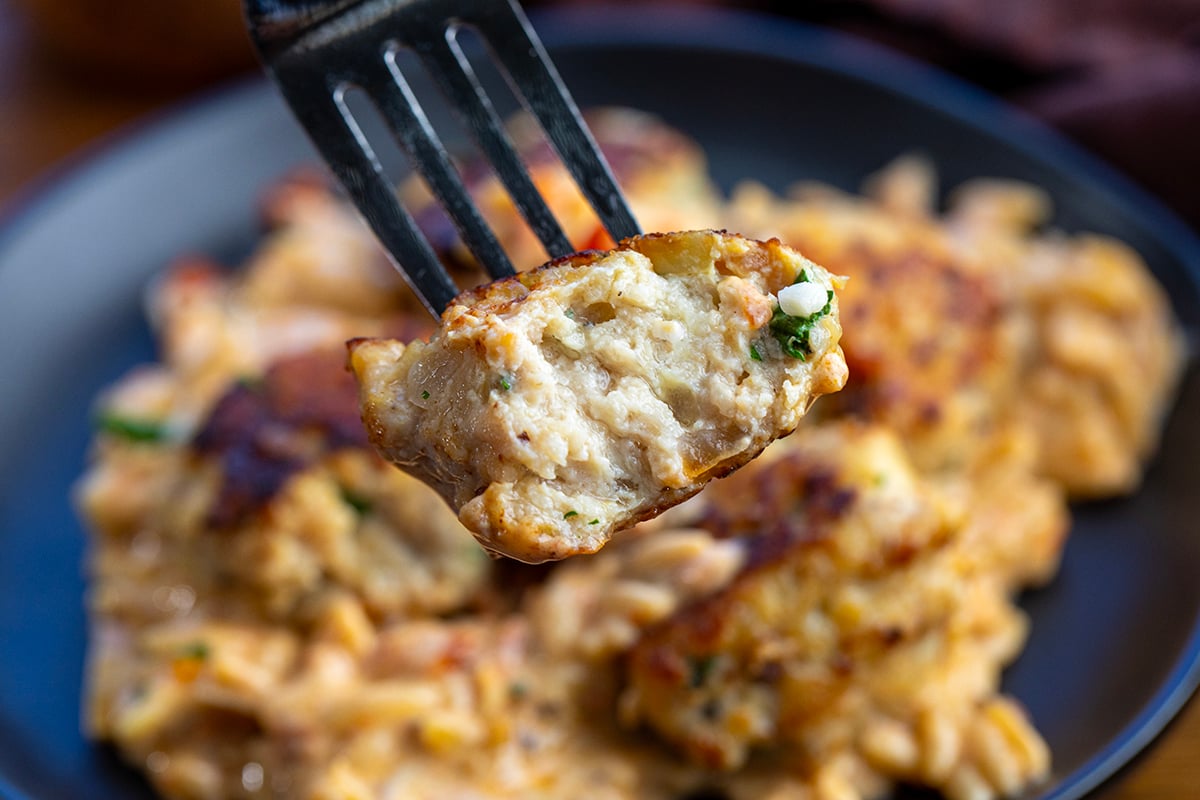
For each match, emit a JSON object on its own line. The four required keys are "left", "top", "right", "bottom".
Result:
{"left": 689, "top": 655, "right": 717, "bottom": 688}
{"left": 563, "top": 510, "right": 579, "bottom": 519}
{"left": 234, "top": 374, "right": 263, "bottom": 392}
{"left": 768, "top": 289, "right": 833, "bottom": 359}
{"left": 564, "top": 308, "right": 575, "bottom": 320}
{"left": 498, "top": 375, "right": 513, "bottom": 391}
{"left": 588, "top": 519, "right": 600, "bottom": 525}
{"left": 749, "top": 343, "right": 763, "bottom": 362}
{"left": 96, "top": 413, "right": 167, "bottom": 443}
{"left": 179, "top": 641, "right": 210, "bottom": 661}
{"left": 421, "top": 390, "right": 430, "bottom": 399}
{"left": 340, "top": 488, "right": 373, "bottom": 515}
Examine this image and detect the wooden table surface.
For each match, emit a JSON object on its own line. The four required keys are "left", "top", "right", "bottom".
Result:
{"left": 0, "top": 2, "right": 1195, "bottom": 798}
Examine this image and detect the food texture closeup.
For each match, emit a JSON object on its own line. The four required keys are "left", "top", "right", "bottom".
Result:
{"left": 77, "top": 110, "right": 1184, "bottom": 800}
{"left": 351, "top": 230, "right": 848, "bottom": 562}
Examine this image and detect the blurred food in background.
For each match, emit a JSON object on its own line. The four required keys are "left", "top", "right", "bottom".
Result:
{"left": 4, "top": 0, "right": 1197, "bottom": 227}
{"left": 77, "top": 109, "right": 1183, "bottom": 800}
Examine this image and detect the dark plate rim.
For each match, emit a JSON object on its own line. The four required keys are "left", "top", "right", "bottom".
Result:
{"left": 2, "top": 7, "right": 1198, "bottom": 800}
{"left": 0, "top": 76, "right": 268, "bottom": 260}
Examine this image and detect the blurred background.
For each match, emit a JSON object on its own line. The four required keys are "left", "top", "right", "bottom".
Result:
{"left": 0, "top": 0, "right": 1196, "bottom": 797}
{"left": 2, "top": 0, "right": 1198, "bottom": 229}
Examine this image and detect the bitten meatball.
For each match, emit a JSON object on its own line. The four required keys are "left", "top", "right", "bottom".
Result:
{"left": 350, "top": 230, "right": 848, "bottom": 562}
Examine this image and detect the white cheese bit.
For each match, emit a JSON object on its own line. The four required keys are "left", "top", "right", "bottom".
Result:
{"left": 777, "top": 281, "right": 829, "bottom": 318}
{"left": 808, "top": 321, "right": 830, "bottom": 354}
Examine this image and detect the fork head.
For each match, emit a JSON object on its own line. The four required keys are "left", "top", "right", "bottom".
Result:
{"left": 243, "top": 0, "right": 641, "bottom": 316}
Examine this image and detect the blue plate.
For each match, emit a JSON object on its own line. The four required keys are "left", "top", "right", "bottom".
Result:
{"left": 2, "top": 8, "right": 1198, "bottom": 799}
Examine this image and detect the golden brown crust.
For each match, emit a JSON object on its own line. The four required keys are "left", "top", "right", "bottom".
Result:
{"left": 192, "top": 349, "right": 370, "bottom": 528}
{"left": 816, "top": 240, "right": 1021, "bottom": 473}
{"left": 623, "top": 422, "right": 1066, "bottom": 789}
{"left": 729, "top": 161, "right": 1185, "bottom": 494}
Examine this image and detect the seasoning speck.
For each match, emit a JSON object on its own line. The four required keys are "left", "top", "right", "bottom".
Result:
{"left": 242, "top": 762, "right": 265, "bottom": 793}
{"left": 180, "top": 641, "right": 210, "bottom": 661}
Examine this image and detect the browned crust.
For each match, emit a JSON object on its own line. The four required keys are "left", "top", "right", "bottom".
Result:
{"left": 621, "top": 442, "right": 941, "bottom": 769}
{"left": 793, "top": 240, "right": 1013, "bottom": 473}
{"left": 444, "top": 229, "right": 801, "bottom": 316}
{"left": 621, "top": 451, "right": 862, "bottom": 768}
{"left": 192, "top": 349, "right": 371, "bottom": 528}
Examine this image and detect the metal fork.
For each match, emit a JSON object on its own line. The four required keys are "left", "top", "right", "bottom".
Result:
{"left": 243, "top": 0, "right": 641, "bottom": 315}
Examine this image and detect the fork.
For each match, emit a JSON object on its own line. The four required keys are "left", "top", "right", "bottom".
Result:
{"left": 243, "top": 0, "right": 641, "bottom": 316}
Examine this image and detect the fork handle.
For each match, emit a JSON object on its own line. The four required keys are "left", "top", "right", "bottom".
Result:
{"left": 245, "top": 0, "right": 359, "bottom": 52}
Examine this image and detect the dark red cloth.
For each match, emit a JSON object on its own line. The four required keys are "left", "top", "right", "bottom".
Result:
{"left": 850, "top": 0, "right": 1200, "bottom": 228}
{"left": 535, "top": 0, "right": 1200, "bottom": 230}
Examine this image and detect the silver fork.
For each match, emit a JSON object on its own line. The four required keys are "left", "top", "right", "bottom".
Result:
{"left": 243, "top": 0, "right": 641, "bottom": 316}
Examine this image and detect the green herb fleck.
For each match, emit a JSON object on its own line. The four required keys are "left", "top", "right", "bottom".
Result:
{"left": 235, "top": 374, "right": 263, "bottom": 391}
{"left": 588, "top": 519, "right": 600, "bottom": 525}
{"left": 463, "top": 542, "right": 491, "bottom": 564}
{"left": 499, "top": 375, "right": 513, "bottom": 391}
{"left": 421, "top": 390, "right": 430, "bottom": 400}
{"left": 340, "top": 488, "right": 373, "bottom": 515}
{"left": 689, "top": 655, "right": 717, "bottom": 688}
{"left": 564, "top": 308, "right": 575, "bottom": 320}
{"left": 749, "top": 343, "right": 763, "bottom": 362}
{"left": 180, "top": 641, "right": 210, "bottom": 661}
{"left": 768, "top": 289, "right": 833, "bottom": 359}
{"left": 563, "top": 510, "right": 579, "bottom": 520}
{"left": 96, "top": 413, "right": 167, "bottom": 443}
{"left": 795, "top": 269, "right": 809, "bottom": 284}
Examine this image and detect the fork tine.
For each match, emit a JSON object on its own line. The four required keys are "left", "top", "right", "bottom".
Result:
{"left": 246, "top": 0, "right": 645, "bottom": 317}
{"left": 279, "top": 70, "right": 460, "bottom": 315}
{"left": 470, "top": 0, "right": 641, "bottom": 242}
{"left": 416, "top": 34, "right": 576, "bottom": 260}
{"left": 364, "top": 55, "right": 516, "bottom": 281}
